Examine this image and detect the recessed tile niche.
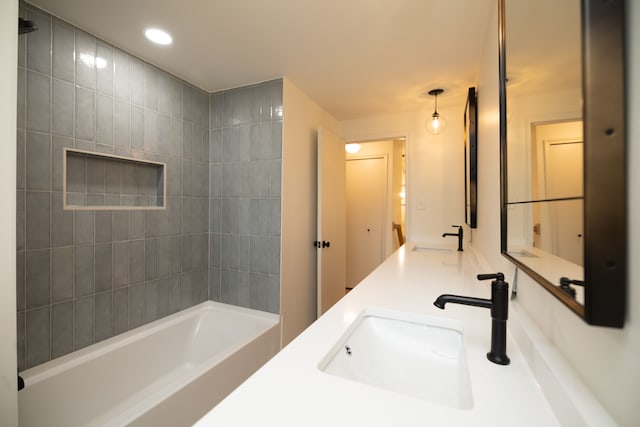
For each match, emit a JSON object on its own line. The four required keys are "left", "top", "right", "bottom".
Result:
{"left": 63, "top": 148, "right": 166, "bottom": 210}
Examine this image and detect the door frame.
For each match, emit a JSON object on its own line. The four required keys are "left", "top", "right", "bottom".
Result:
{"left": 316, "top": 128, "right": 347, "bottom": 316}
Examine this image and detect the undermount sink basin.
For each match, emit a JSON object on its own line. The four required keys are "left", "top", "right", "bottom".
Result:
{"left": 318, "top": 308, "right": 473, "bottom": 409}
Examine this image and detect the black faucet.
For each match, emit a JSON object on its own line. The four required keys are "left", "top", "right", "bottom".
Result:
{"left": 433, "top": 273, "right": 510, "bottom": 365}
{"left": 559, "top": 277, "right": 585, "bottom": 299}
{"left": 442, "top": 225, "right": 463, "bottom": 251}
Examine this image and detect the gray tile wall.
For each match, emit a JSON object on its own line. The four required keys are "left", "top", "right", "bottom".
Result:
{"left": 17, "top": 3, "right": 210, "bottom": 370}
{"left": 209, "top": 80, "right": 282, "bottom": 314}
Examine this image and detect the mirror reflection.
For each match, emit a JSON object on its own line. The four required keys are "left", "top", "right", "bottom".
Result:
{"left": 504, "top": 0, "right": 584, "bottom": 302}
{"left": 464, "top": 87, "right": 477, "bottom": 229}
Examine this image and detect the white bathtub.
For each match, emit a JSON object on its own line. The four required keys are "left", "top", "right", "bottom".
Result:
{"left": 18, "top": 301, "right": 280, "bottom": 427}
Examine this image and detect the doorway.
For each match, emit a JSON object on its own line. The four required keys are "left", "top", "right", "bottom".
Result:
{"left": 345, "top": 139, "right": 406, "bottom": 290}
{"left": 531, "top": 120, "right": 583, "bottom": 266}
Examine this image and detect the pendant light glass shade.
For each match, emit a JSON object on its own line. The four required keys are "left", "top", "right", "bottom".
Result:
{"left": 426, "top": 89, "right": 446, "bottom": 135}
{"left": 427, "top": 112, "right": 446, "bottom": 134}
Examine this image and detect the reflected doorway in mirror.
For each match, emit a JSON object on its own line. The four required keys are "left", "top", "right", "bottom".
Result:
{"left": 531, "top": 120, "right": 583, "bottom": 266}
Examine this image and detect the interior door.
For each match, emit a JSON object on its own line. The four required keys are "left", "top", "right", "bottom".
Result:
{"left": 317, "top": 128, "right": 346, "bottom": 316}
{"left": 544, "top": 140, "right": 584, "bottom": 265}
{"left": 532, "top": 120, "right": 583, "bottom": 265}
{"left": 346, "top": 156, "right": 387, "bottom": 288}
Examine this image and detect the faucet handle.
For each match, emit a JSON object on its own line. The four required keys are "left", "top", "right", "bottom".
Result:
{"left": 559, "top": 276, "right": 584, "bottom": 287}
{"left": 451, "top": 225, "right": 462, "bottom": 228}
{"left": 477, "top": 272, "right": 505, "bottom": 281}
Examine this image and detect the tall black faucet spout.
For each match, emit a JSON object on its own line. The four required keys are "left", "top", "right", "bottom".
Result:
{"left": 442, "top": 225, "right": 463, "bottom": 251}
{"left": 433, "top": 273, "right": 510, "bottom": 365}
{"left": 433, "top": 294, "right": 492, "bottom": 310}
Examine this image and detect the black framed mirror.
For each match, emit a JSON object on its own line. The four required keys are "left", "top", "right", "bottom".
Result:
{"left": 499, "top": 0, "right": 626, "bottom": 327}
{"left": 464, "top": 87, "right": 477, "bottom": 229}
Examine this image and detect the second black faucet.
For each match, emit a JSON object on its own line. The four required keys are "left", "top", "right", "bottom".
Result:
{"left": 433, "top": 273, "right": 510, "bottom": 366}
{"left": 442, "top": 225, "right": 463, "bottom": 251}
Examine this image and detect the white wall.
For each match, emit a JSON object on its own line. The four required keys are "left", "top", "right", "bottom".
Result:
{"left": 473, "top": 2, "right": 640, "bottom": 426}
{"left": 281, "top": 79, "right": 339, "bottom": 346}
{"left": 471, "top": 2, "right": 507, "bottom": 271}
{"left": 0, "top": 0, "right": 18, "bottom": 425}
{"left": 340, "top": 105, "right": 465, "bottom": 244}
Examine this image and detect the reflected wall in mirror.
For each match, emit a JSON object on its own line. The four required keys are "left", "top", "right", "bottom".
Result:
{"left": 499, "top": 0, "right": 626, "bottom": 326}
{"left": 464, "top": 87, "right": 477, "bottom": 229}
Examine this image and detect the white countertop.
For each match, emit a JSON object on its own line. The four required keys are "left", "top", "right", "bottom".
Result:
{"left": 196, "top": 244, "right": 564, "bottom": 426}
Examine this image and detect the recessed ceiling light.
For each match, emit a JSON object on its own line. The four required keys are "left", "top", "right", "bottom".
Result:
{"left": 345, "top": 143, "right": 361, "bottom": 154}
{"left": 145, "top": 28, "right": 172, "bottom": 45}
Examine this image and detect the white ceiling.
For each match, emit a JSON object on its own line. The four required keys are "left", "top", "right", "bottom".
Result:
{"left": 28, "top": 0, "right": 494, "bottom": 120}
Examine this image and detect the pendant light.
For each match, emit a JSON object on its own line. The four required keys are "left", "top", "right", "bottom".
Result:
{"left": 426, "top": 89, "right": 446, "bottom": 135}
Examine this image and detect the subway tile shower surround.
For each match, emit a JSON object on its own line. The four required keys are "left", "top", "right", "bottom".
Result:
{"left": 17, "top": 2, "right": 282, "bottom": 370}
{"left": 208, "top": 82, "right": 282, "bottom": 314}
